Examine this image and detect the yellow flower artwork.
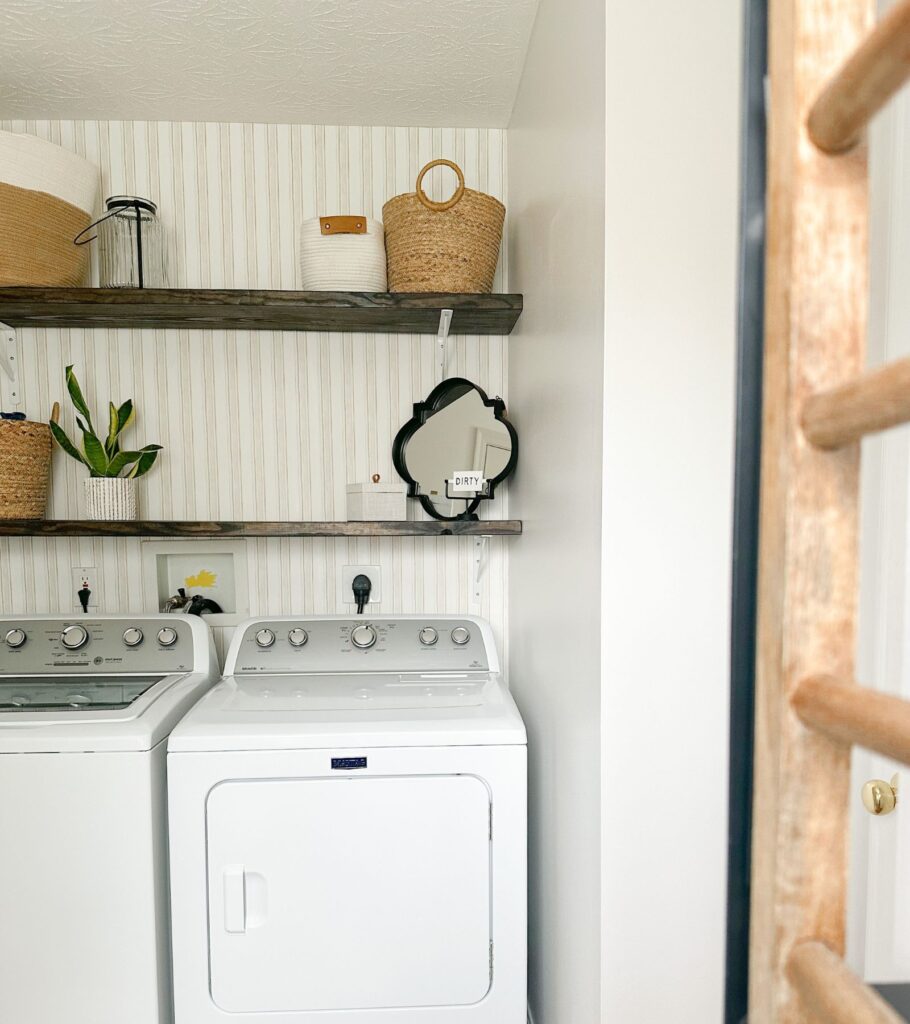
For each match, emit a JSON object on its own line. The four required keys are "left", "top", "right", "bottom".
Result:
{"left": 184, "top": 569, "right": 218, "bottom": 589}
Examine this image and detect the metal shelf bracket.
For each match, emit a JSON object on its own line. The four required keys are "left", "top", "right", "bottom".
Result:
{"left": 437, "top": 308, "right": 454, "bottom": 381}
{"left": 473, "top": 534, "right": 491, "bottom": 600}
{"left": 0, "top": 322, "right": 20, "bottom": 408}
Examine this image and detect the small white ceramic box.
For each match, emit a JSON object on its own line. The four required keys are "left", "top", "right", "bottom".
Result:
{"left": 346, "top": 479, "right": 408, "bottom": 521}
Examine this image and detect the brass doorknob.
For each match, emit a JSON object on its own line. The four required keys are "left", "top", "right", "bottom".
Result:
{"left": 861, "top": 774, "right": 899, "bottom": 816}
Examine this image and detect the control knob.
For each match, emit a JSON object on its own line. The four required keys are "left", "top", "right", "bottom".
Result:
{"left": 288, "top": 628, "right": 309, "bottom": 648}
{"left": 61, "top": 624, "right": 89, "bottom": 650}
{"left": 418, "top": 626, "right": 438, "bottom": 646}
{"left": 255, "top": 628, "right": 276, "bottom": 648}
{"left": 122, "top": 627, "right": 144, "bottom": 648}
{"left": 351, "top": 624, "right": 378, "bottom": 649}
{"left": 156, "top": 626, "right": 178, "bottom": 648}
{"left": 451, "top": 626, "right": 471, "bottom": 646}
{"left": 4, "top": 628, "right": 26, "bottom": 649}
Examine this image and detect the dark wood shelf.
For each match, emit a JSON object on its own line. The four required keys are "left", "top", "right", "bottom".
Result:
{"left": 0, "top": 519, "right": 522, "bottom": 538}
{"left": 0, "top": 288, "right": 522, "bottom": 335}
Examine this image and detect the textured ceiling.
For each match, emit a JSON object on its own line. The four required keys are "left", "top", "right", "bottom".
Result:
{"left": 0, "top": 0, "right": 539, "bottom": 127}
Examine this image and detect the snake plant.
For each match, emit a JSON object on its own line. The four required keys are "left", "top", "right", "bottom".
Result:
{"left": 50, "top": 365, "right": 162, "bottom": 478}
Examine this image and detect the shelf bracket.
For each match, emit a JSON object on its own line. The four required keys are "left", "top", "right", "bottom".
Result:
{"left": 473, "top": 534, "right": 491, "bottom": 600}
{"left": 437, "top": 308, "right": 454, "bottom": 382}
{"left": 0, "top": 322, "right": 20, "bottom": 408}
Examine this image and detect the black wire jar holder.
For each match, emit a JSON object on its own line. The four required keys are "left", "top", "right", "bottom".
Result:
{"left": 74, "top": 195, "right": 166, "bottom": 289}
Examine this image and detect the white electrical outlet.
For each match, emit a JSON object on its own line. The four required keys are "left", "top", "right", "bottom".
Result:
{"left": 339, "top": 565, "right": 382, "bottom": 608}
{"left": 71, "top": 566, "right": 99, "bottom": 612}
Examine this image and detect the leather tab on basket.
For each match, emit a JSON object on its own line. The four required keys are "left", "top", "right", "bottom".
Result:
{"left": 320, "top": 216, "right": 367, "bottom": 235}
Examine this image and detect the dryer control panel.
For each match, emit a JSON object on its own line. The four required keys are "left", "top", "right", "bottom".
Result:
{"left": 0, "top": 617, "right": 197, "bottom": 674}
{"left": 230, "top": 617, "right": 493, "bottom": 675}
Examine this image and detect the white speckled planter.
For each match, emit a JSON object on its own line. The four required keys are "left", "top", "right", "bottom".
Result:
{"left": 84, "top": 477, "right": 138, "bottom": 521}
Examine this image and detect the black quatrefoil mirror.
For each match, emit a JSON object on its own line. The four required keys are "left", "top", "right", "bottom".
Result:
{"left": 393, "top": 378, "right": 518, "bottom": 521}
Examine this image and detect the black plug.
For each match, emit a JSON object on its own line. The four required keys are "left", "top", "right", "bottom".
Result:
{"left": 183, "top": 594, "right": 225, "bottom": 616}
{"left": 352, "top": 574, "right": 372, "bottom": 615}
{"left": 77, "top": 581, "right": 91, "bottom": 614}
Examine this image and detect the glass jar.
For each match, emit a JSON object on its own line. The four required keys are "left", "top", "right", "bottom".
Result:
{"left": 76, "top": 196, "right": 167, "bottom": 288}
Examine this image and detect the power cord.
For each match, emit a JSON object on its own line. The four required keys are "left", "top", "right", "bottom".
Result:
{"left": 352, "top": 574, "right": 372, "bottom": 615}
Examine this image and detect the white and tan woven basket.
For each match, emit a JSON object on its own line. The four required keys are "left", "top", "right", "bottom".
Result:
{"left": 382, "top": 159, "right": 505, "bottom": 293}
{"left": 0, "top": 419, "right": 52, "bottom": 520}
{"left": 0, "top": 131, "right": 99, "bottom": 286}
{"left": 83, "top": 477, "right": 138, "bottom": 521}
{"left": 299, "top": 215, "right": 387, "bottom": 291}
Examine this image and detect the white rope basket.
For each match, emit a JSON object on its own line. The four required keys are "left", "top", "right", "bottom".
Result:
{"left": 298, "top": 215, "right": 387, "bottom": 291}
{"left": 0, "top": 130, "right": 99, "bottom": 286}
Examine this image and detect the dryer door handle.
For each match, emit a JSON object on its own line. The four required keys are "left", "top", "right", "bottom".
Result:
{"left": 223, "top": 865, "right": 246, "bottom": 933}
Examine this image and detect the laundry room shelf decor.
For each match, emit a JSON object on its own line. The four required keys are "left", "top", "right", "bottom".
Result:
{"left": 0, "top": 288, "right": 523, "bottom": 335}
{"left": 0, "top": 519, "right": 522, "bottom": 538}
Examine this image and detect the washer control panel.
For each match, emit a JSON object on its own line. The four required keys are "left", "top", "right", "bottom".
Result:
{"left": 232, "top": 618, "right": 490, "bottom": 674}
{"left": 0, "top": 618, "right": 195, "bottom": 674}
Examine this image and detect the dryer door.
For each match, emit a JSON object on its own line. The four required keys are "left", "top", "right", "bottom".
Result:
{"left": 206, "top": 774, "right": 492, "bottom": 1013}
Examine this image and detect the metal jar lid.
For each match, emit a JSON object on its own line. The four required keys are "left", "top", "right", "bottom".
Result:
{"left": 105, "top": 195, "right": 158, "bottom": 215}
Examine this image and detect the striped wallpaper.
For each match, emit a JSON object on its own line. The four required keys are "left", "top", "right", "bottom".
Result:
{"left": 0, "top": 121, "right": 510, "bottom": 665}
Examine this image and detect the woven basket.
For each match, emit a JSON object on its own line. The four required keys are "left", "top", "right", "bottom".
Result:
{"left": 299, "top": 215, "right": 387, "bottom": 290}
{"left": 382, "top": 160, "right": 505, "bottom": 293}
{"left": 84, "top": 477, "right": 138, "bottom": 521}
{"left": 0, "top": 131, "right": 99, "bottom": 286}
{"left": 0, "top": 419, "right": 52, "bottom": 520}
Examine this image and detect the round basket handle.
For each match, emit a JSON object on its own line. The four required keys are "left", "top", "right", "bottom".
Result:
{"left": 416, "top": 159, "right": 466, "bottom": 212}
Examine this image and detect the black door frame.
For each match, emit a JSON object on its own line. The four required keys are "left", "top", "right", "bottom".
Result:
{"left": 725, "top": 0, "right": 768, "bottom": 1020}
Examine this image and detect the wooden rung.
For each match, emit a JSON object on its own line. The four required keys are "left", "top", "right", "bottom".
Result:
{"left": 791, "top": 674, "right": 910, "bottom": 765}
{"left": 801, "top": 356, "right": 910, "bottom": 449}
{"left": 788, "top": 941, "right": 906, "bottom": 1023}
{"left": 808, "top": 0, "right": 910, "bottom": 153}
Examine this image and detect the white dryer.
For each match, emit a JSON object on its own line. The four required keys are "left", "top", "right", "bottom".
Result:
{"left": 0, "top": 614, "right": 218, "bottom": 1024}
{"left": 168, "top": 615, "right": 527, "bottom": 1024}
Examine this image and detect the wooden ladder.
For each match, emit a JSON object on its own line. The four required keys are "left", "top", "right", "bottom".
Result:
{"left": 751, "top": 0, "right": 910, "bottom": 1021}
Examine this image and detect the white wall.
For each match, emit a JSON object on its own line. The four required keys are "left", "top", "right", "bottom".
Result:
{"left": 0, "top": 121, "right": 510, "bottom": 663}
{"left": 601, "top": 0, "right": 742, "bottom": 1020}
{"left": 507, "top": 0, "right": 605, "bottom": 1019}
{"left": 850, "top": 56, "right": 910, "bottom": 995}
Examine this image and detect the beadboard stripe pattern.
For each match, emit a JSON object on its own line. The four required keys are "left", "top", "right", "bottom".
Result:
{"left": 0, "top": 121, "right": 509, "bottom": 664}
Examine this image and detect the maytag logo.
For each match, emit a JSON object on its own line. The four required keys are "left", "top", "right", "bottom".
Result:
{"left": 331, "top": 756, "right": 367, "bottom": 770}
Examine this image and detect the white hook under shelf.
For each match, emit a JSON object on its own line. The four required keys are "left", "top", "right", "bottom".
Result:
{"left": 437, "top": 308, "right": 454, "bottom": 383}
{"left": 0, "top": 322, "right": 20, "bottom": 408}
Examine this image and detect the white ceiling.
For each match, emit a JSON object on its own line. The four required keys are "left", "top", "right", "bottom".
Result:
{"left": 0, "top": 0, "right": 539, "bottom": 128}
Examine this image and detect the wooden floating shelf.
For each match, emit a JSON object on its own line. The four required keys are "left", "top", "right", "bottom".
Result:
{"left": 0, "top": 520, "right": 522, "bottom": 538}
{"left": 0, "top": 288, "right": 523, "bottom": 335}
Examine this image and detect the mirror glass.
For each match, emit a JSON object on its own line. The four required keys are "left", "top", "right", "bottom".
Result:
{"left": 393, "top": 379, "right": 517, "bottom": 521}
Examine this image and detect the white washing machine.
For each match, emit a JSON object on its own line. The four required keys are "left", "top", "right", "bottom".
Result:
{"left": 168, "top": 615, "right": 527, "bottom": 1024}
{"left": 0, "top": 614, "right": 219, "bottom": 1024}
